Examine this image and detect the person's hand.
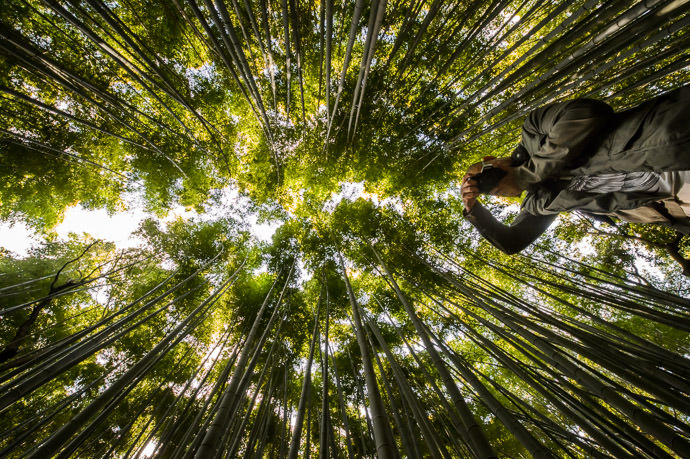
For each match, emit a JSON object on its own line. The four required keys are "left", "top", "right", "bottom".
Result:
{"left": 461, "top": 156, "right": 492, "bottom": 212}
{"left": 461, "top": 174, "right": 480, "bottom": 212}
{"left": 462, "top": 156, "right": 524, "bottom": 211}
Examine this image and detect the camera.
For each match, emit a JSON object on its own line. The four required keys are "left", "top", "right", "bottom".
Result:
{"left": 469, "top": 145, "right": 528, "bottom": 193}
{"left": 470, "top": 165, "right": 507, "bottom": 193}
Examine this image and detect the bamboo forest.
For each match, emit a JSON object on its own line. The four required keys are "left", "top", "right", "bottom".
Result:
{"left": 3, "top": 0, "right": 690, "bottom": 457}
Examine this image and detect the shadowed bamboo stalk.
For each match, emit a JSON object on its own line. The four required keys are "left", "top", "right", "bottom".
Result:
{"left": 423, "top": 260, "right": 690, "bottom": 457}
{"left": 366, "top": 320, "right": 419, "bottom": 459}
{"left": 338, "top": 251, "right": 400, "bottom": 459}
{"left": 319, "top": 282, "right": 330, "bottom": 459}
{"left": 195, "top": 265, "right": 291, "bottom": 458}
{"left": 330, "top": 351, "right": 355, "bottom": 459}
{"left": 367, "top": 316, "right": 454, "bottom": 459}
{"left": 226, "top": 322, "right": 286, "bottom": 458}
{"left": 288, "top": 294, "right": 321, "bottom": 459}
{"left": 25, "top": 263, "right": 242, "bottom": 458}
{"left": 369, "top": 245, "right": 497, "bottom": 459}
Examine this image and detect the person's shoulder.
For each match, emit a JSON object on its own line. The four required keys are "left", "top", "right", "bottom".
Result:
{"left": 530, "top": 97, "right": 612, "bottom": 114}
{"left": 533, "top": 98, "right": 614, "bottom": 125}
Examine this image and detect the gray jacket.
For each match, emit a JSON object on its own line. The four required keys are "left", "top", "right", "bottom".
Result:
{"left": 465, "top": 86, "right": 690, "bottom": 254}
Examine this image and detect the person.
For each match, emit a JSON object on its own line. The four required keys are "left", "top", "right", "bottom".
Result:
{"left": 461, "top": 86, "right": 690, "bottom": 254}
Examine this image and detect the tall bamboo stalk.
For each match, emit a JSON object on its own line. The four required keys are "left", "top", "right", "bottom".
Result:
{"left": 338, "top": 252, "right": 400, "bottom": 459}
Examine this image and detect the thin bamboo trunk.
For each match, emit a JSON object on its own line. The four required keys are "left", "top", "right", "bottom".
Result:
{"left": 370, "top": 245, "right": 496, "bottom": 459}
{"left": 195, "top": 266, "right": 291, "bottom": 458}
{"left": 288, "top": 298, "right": 321, "bottom": 459}
{"left": 338, "top": 252, "right": 399, "bottom": 459}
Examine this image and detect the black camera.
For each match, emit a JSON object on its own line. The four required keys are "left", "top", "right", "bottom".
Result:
{"left": 469, "top": 145, "right": 528, "bottom": 193}
{"left": 470, "top": 166, "right": 507, "bottom": 193}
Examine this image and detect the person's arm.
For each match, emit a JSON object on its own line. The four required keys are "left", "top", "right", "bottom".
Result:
{"left": 463, "top": 203, "right": 557, "bottom": 254}
{"left": 513, "top": 98, "right": 614, "bottom": 189}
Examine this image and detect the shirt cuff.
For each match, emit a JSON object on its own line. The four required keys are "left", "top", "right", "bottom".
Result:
{"left": 463, "top": 202, "right": 491, "bottom": 231}
{"left": 463, "top": 202, "right": 480, "bottom": 220}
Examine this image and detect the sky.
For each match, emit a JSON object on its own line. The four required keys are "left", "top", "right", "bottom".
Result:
{"left": 0, "top": 186, "right": 280, "bottom": 258}
{"left": 0, "top": 182, "right": 375, "bottom": 258}
{"left": 0, "top": 205, "right": 183, "bottom": 257}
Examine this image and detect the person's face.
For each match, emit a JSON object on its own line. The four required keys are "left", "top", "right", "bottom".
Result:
{"left": 463, "top": 156, "right": 524, "bottom": 197}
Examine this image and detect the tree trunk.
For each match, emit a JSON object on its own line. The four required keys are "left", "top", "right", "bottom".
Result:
{"left": 338, "top": 252, "right": 400, "bottom": 459}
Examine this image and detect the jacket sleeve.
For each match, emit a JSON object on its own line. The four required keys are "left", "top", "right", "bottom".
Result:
{"left": 463, "top": 203, "right": 557, "bottom": 254}
{"left": 512, "top": 98, "right": 614, "bottom": 189}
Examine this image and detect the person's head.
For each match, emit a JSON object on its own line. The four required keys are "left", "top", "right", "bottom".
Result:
{"left": 464, "top": 156, "right": 524, "bottom": 197}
